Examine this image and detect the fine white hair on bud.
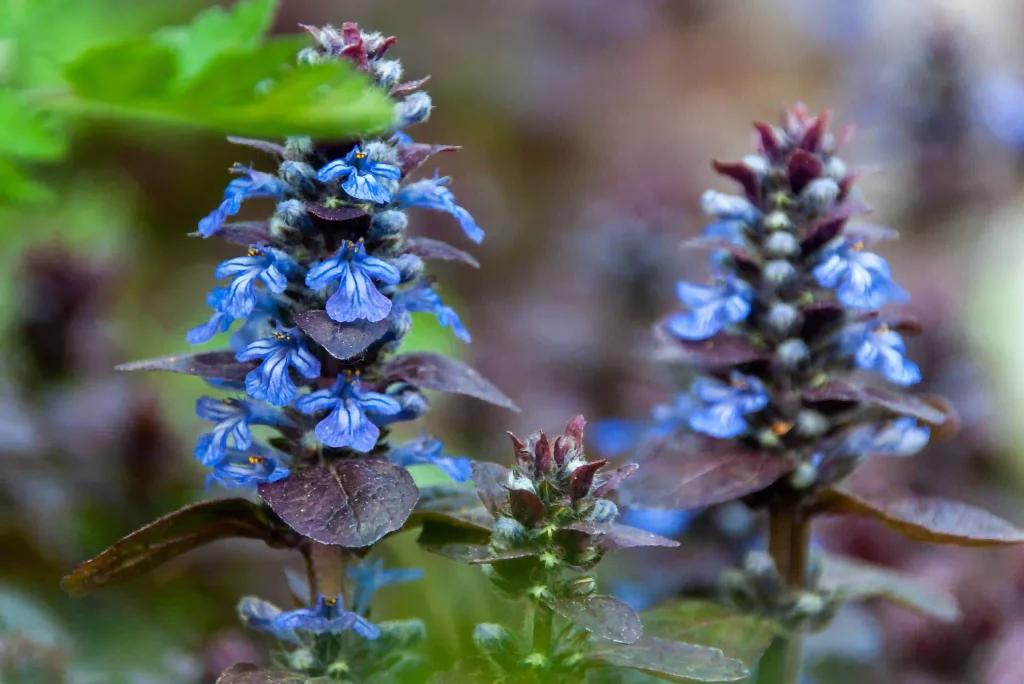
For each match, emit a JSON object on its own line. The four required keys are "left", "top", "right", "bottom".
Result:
{"left": 395, "top": 92, "right": 432, "bottom": 128}
{"left": 363, "top": 139, "right": 400, "bottom": 165}
{"left": 802, "top": 177, "right": 840, "bottom": 212}
{"left": 764, "top": 231, "right": 800, "bottom": 258}
{"left": 373, "top": 59, "right": 404, "bottom": 88}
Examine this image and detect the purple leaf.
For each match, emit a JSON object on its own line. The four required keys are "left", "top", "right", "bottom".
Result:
{"left": 116, "top": 351, "right": 257, "bottom": 383}
{"left": 62, "top": 499, "right": 288, "bottom": 597}
{"left": 190, "top": 221, "right": 273, "bottom": 245}
{"left": 653, "top": 323, "right": 768, "bottom": 367}
{"left": 403, "top": 237, "right": 480, "bottom": 268}
{"left": 803, "top": 381, "right": 948, "bottom": 425}
{"left": 712, "top": 160, "right": 760, "bottom": 202}
{"left": 802, "top": 196, "right": 872, "bottom": 252}
{"left": 568, "top": 460, "right": 606, "bottom": 501}
{"left": 397, "top": 142, "right": 460, "bottom": 177}
{"left": 304, "top": 202, "right": 372, "bottom": 249}
{"left": 814, "top": 486, "right": 1024, "bottom": 547}
{"left": 621, "top": 436, "right": 793, "bottom": 510}
{"left": 405, "top": 484, "right": 495, "bottom": 532}
{"left": 507, "top": 487, "right": 545, "bottom": 527}
{"left": 390, "top": 76, "right": 430, "bottom": 96}
{"left": 548, "top": 595, "right": 642, "bottom": 644}
{"left": 472, "top": 461, "right": 510, "bottom": 516}
{"left": 226, "top": 137, "right": 285, "bottom": 157}
{"left": 258, "top": 460, "right": 418, "bottom": 547}
{"left": 383, "top": 352, "right": 520, "bottom": 411}
{"left": 294, "top": 310, "right": 388, "bottom": 360}
{"left": 587, "top": 637, "right": 749, "bottom": 682}
{"left": 788, "top": 149, "right": 823, "bottom": 193}
{"left": 591, "top": 463, "right": 639, "bottom": 498}
{"left": 215, "top": 664, "right": 308, "bottom": 684}
{"left": 563, "top": 522, "right": 680, "bottom": 552}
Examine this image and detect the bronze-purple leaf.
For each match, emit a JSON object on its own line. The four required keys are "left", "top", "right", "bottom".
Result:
{"left": 788, "top": 149, "right": 823, "bottom": 193}
{"left": 116, "top": 351, "right": 257, "bottom": 383}
{"left": 61, "top": 499, "right": 286, "bottom": 597}
{"left": 753, "top": 122, "right": 782, "bottom": 162}
{"left": 190, "top": 221, "right": 273, "bottom": 246}
{"left": 304, "top": 203, "right": 372, "bottom": 249}
{"left": 403, "top": 237, "right": 480, "bottom": 268}
{"left": 548, "top": 595, "right": 642, "bottom": 644}
{"left": 844, "top": 222, "right": 899, "bottom": 245}
{"left": 391, "top": 75, "right": 430, "bottom": 96}
{"left": 817, "top": 552, "right": 959, "bottom": 622}
{"left": 802, "top": 196, "right": 872, "bottom": 252}
{"left": 226, "top": 137, "right": 285, "bottom": 157}
{"left": 591, "top": 463, "right": 639, "bottom": 498}
{"left": 622, "top": 437, "right": 794, "bottom": 510}
{"left": 533, "top": 433, "right": 553, "bottom": 476}
{"left": 568, "top": 460, "right": 606, "bottom": 501}
{"left": 588, "top": 637, "right": 749, "bottom": 683}
{"left": 814, "top": 486, "right": 1024, "bottom": 547}
{"left": 803, "top": 381, "right": 947, "bottom": 425}
{"left": 294, "top": 310, "right": 388, "bottom": 361}
{"left": 563, "top": 522, "right": 679, "bottom": 552}
{"left": 405, "top": 484, "right": 495, "bottom": 533}
{"left": 652, "top": 324, "right": 768, "bottom": 367}
{"left": 397, "top": 143, "right": 460, "bottom": 177}
{"left": 472, "top": 461, "right": 510, "bottom": 516}
{"left": 507, "top": 487, "right": 545, "bottom": 527}
{"left": 712, "top": 160, "right": 760, "bottom": 203}
{"left": 258, "top": 460, "right": 418, "bottom": 547}
{"left": 215, "top": 664, "right": 317, "bottom": 683}
{"left": 382, "top": 352, "right": 520, "bottom": 411}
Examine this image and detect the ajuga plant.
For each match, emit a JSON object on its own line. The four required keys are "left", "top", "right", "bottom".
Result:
{"left": 418, "top": 416, "right": 763, "bottom": 684}
{"left": 609, "top": 103, "right": 1024, "bottom": 683}
{"left": 61, "top": 20, "right": 518, "bottom": 684}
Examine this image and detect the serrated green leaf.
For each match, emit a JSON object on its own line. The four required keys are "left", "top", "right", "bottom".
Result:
{"left": 639, "top": 600, "right": 777, "bottom": 668}
{"left": 179, "top": 36, "right": 305, "bottom": 104}
{"left": 0, "top": 88, "right": 64, "bottom": 159}
{"left": 65, "top": 38, "right": 177, "bottom": 101}
{"left": 155, "top": 0, "right": 279, "bottom": 82}
{"left": 0, "top": 155, "right": 51, "bottom": 203}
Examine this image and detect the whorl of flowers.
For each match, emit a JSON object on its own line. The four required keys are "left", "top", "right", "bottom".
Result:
{"left": 642, "top": 103, "right": 946, "bottom": 497}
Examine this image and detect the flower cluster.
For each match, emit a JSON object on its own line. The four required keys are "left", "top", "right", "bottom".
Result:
{"left": 629, "top": 104, "right": 944, "bottom": 495}
{"left": 238, "top": 558, "right": 425, "bottom": 680}
{"left": 179, "top": 22, "right": 480, "bottom": 491}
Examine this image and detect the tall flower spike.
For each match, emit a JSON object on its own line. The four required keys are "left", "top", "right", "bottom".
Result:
{"left": 198, "top": 165, "right": 286, "bottom": 238}
{"left": 295, "top": 374, "right": 401, "bottom": 452}
{"left": 305, "top": 239, "right": 401, "bottom": 323}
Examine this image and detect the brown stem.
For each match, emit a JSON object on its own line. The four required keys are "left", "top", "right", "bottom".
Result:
{"left": 758, "top": 502, "right": 811, "bottom": 684}
{"left": 307, "top": 542, "right": 347, "bottom": 601}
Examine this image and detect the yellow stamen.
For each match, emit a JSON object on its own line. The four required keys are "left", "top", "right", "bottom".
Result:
{"left": 248, "top": 456, "right": 265, "bottom": 465}
{"left": 771, "top": 421, "right": 793, "bottom": 436}
{"left": 272, "top": 331, "right": 289, "bottom": 340}
{"left": 247, "top": 247, "right": 263, "bottom": 257}
{"left": 852, "top": 241, "right": 865, "bottom": 251}
{"left": 355, "top": 152, "right": 367, "bottom": 160}
{"left": 876, "top": 323, "right": 890, "bottom": 334}
{"left": 324, "top": 597, "right": 338, "bottom": 606}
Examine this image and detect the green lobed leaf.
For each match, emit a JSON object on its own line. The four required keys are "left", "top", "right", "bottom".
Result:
{"left": 813, "top": 485, "right": 1024, "bottom": 547}
{"left": 0, "top": 89, "right": 65, "bottom": 159}
{"left": 0, "top": 155, "right": 52, "bottom": 203}
{"left": 587, "top": 637, "right": 749, "bottom": 683}
{"left": 639, "top": 600, "right": 776, "bottom": 668}
{"left": 154, "top": 0, "right": 279, "bottom": 82}
{"left": 65, "top": 39, "right": 178, "bottom": 101}
{"left": 817, "top": 552, "right": 960, "bottom": 622}
{"left": 61, "top": 498, "right": 291, "bottom": 596}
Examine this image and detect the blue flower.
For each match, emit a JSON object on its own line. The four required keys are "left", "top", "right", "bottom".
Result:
{"left": 590, "top": 394, "right": 697, "bottom": 455}
{"left": 348, "top": 559, "right": 423, "bottom": 615}
{"left": 813, "top": 239, "right": 909, "bottom": 310}
{"left": 187, "top": 287, "right": 234, "bottom": 345}
{"left": 396, "top": 173, "right": 484, "bottom": 244}
{"left": 667, "top": 278, "right": 753, "bottom": 341}
{"left": 206, "top": 447, "right": 289, "bottom": 489}
{"left": 198, "top": 165, "right": 286, "bottom": 238}
{"left": 689, "top": 372, "right": 769, "bottom": 439}
{"left": 235, "top": 328, "right": 321, "bottom": 407}
{"left": 274, "top": 594, "right": 380, "bottom": 640}
{"left": 214, "top": 246, "right": 291, "bottom": 319}
{"left": 841, "top": 417, "right": 930, "bottom": 457}
{"left": 621, "top": 508, "right": 698, "bottom": 538}
{"left": 305, "top": 239, "right": 401, "bottom": 323}
{"left": 194, "top": 397, "right": 292, "bottom": 466}
{"left": 389, "top": 433, "right": 472, "bottom": 482}
{"left": 840, "top": 322, "right": 921, "bottom": 386}
{"left": 701, "top": 190, "right": 761, "bottom": 225}
{"left": 395, "top": 285, "right": 470, "bottom": 342}
{"left": 238, "top": 597, "right": 300, "bottom": 644}
{"left": 295, "top": 375, "right": 401, "bottom": 451}
{"left": 317, "top": 145, "right": 401, "bottom": 204}
{"left": 704, "top": 220, "right": 748, "bottom": 245}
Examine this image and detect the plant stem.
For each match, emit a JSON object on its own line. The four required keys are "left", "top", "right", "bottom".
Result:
{"left": 532, "top": 603, "right": 554, "bottom": 657}
{"left": 758, "top": 502, "right": 810, "bottom": 684}
{"left": 306, "top": 542, "right": 348, "bottom": 603}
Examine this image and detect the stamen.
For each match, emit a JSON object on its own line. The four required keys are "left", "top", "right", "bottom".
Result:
{"left": 248, "top": 456, "right": 265, "bottom": 465}
{"left": 247, "top": 247, "right": 263, "bottom": 257}
{"left": 771, "top": 421, "right": 793, "bottom": 436}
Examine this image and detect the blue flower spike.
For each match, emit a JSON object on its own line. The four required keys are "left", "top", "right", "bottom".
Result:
{"left": 235, "top": 327, "right": 322, "bottom": 407}
{"left": 295, "top": 372, "right": 401, "bottom": 451}
{"left": 317, "top": 145, "right": 401, "bottom": 204}
{"left": 305, "top": 239, "right": 401, "bottom": 323}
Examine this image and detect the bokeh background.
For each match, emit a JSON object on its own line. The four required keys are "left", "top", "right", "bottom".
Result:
{"left": 6, "top": 0, "right": 1024, "bottom": 681}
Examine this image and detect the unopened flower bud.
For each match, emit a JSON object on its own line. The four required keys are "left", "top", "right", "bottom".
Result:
{"left": 789, "top": 461, "right": 818, "bottom": 489}
{"left": 766, "top": 302, "right": 799, "bottom": 334}
{"left": 279, "top": 161, "right": 317, "bottom": 195}
{"left": 589, "top": 499, "right": 618, "bottom": 523}
{"left": 765, "top": 231, "right": 800, "bottom": 258}
{"left": 284, "top": 135, "right": 314, "bottom": 161}
{"left": 764, "top": 210, "right": 792, "bottom": 232}
{"left": 802, "top": 178, "right": 840, "bottom": 212}
{"left": 395, "top": 92, "right": 432, "bottom": 128}
{"left": 777, "top": 339, "right": 810, "bottom": 369}
{"left": 796, "top": 410, "right": 828, "bottom": 437}
{"left": 764, "top": 260, "right": 797, "bottom": 288}
{"left": 370, "top": 209, "right": 408, "bottom": 238}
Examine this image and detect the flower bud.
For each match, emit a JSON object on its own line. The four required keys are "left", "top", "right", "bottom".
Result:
{"left": 289, "top": 649, "right": 316, "bottom": 671}
{"left": 278, "top": 161, "right": 318, "bottom": 195}
{"left": 372, "top": 59, "right": 404, "bottom": 88}
{"left": 589, "top": 499, "right": 618, "bottom": 524}
{"left": 284, "top": 135, "right": 314, "bottom": 162}
{"left": 569, "top": 575, "right": 597, "bottom": 597}
{"left": 392, "top": 253, "right": 425, "bottom": 283}
{"left": 764, "top": 210, "right": 792, "bottom": 232}
{"left": 823, "top": 156, "right": 847, "bottom": 181}
{"left": 796, "top": 410, "right": 828, "bottom": 437}
{"left": 395, "top": 92, "right": 432, "bottom": 128}
{"left": 701, "top": 189, "right": 760, "bottom": 225}
{"left": 370, "top": 209, "right": 408, "bottom": 238}
{"left": 802, "top": 178, "right": 840, "bottom": 213}
{"left": 765, "top": 231, "right": 800, "bottom": 258}
{"left": 764, "top": 260, "right": 797, "bottom": 288}
{"left": 777, "top": 339, "right": 810, "bottom": 369}
{"left": 494, "top": 516, "right": 528, "bottom": 546}
{"left": 742, "top": 154, "right": 771, "bottom": 177}
{"left": 789, "top": 461, "right": 818, "bottom": 489}
{"left": 765, "top": 302, "right": 799, "bottom": 335}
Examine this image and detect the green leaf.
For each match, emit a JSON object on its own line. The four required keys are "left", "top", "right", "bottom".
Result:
{"left": 155, "top": 0, "right": 279, "bottom": 82}
{"left": 0, "top": 155, "right": 51, "bottom": 203}
{"left": 817, "top": 552, "right": 960, "bottom": 622}
{"left": 639, "top": 600, "right": 776, "bottom": 668}
{"left": 61, "top": 498, "right": 293, "bottom": 596}
{"left": 587, "top": 638, "right": 749, "bottom": 683}
{"left": 403, "top": 483, "right": 496, "bottom": 533}
{"left": 65, "top": 38, "right": 177, "bottom": 101}
{"left": 0, "top": 89, "right": 65, "bottom": 159}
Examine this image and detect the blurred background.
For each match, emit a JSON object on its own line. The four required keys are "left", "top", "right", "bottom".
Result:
{"left": 6, "top": 0, "right": 1024, "bottom": 681}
